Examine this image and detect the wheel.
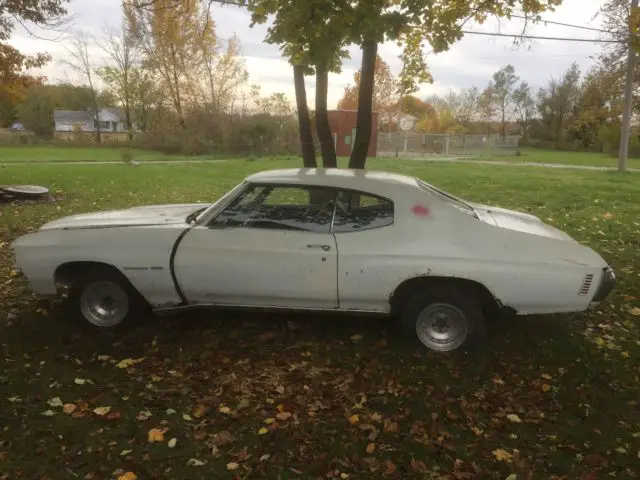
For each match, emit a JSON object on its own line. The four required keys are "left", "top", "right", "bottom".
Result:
{"left": 69, "top": 268, "right": 145, "bottom": 329}
{"left": 400, "top": 286, "right": 485, "bottom": 352}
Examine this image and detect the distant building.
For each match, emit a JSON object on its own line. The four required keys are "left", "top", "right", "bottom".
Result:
{"left": 327, "top": 109, "right": 379, "bottom": 157}
{"left": 53, "top": 108, "right": 137, "bottom": 133}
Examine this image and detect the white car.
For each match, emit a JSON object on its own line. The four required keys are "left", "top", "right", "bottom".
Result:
{"left": 11, "top": 168, "right": 616, "bottom": 352}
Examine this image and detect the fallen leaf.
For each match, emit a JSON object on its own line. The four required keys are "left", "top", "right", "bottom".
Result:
{"left": 120, "top": 449, "right": 132, "bottom": 456}
{"left": 384, "top": 460, "right": 396, "bottom": 475}
{"left": 276, "top": 411, "right": 292, "bottom": 421}
{"left": 507, "top": 414, "right": 523, "bottom": 423}
{"left": 505, "top": 475, "right": 517, "bottom": 480}
{"left": 630, "top": 307, "right": 640, "bottom": 316}
{"left": 187, "top": 459, "right": 206, "bottom": 466}
{"left": 47, "top": 397, "right": 63, "bottom": 408}
{"left": 74, "top": 378, "right": 92, "bottom": 385}
{"left": 192, "top": 404, "right": 209, "bottom": 418}
{"left": 621, "top": 351, "right": 630, "bottom": 358}
{"left": 93, "top": 406, "right": 111, "bottom": 416}
{"left": 182, "top": 413, "right": 193, "bottom": 421}
{"left": 366, "top": 442, "right": 376, "bottom": 454}
{"left": 116, "top": 357, "right": 144, "bottom": 369}
{"left": 165, "top": 408, "right": 176, "bottom": 415}
{"left": 493, "top": 448, "right": 513, "bottom": 463}
{"left": 168, "top": 438, "right": 177, "bottom": 448}
{"left": 226, "top": 462, "right": 239, "bottom": 471}
{"left": 264, "top": 418, "right": 276, "bottom": 425}
{"left": 40, "top": 410, "right": 56, "bottom": 417}
{"left": 348, "top": 414, "right": 360, "bottom": 425}
{"left": 350, "top": 334, "right": 363, "bottom": 342}
{"left": 259, "top": 454, "right": 270, "bottom": 462}
{"left": 542, "top": 384, "right": 552, "bottom": 392}
{"left": 218, "top": 406, "right": 231, "bottom": 415}
{"left": 63, "top": 403, "right": 77, "bottom": 414}
{"left": 136, "top": 410, "right": 152, "bottom": 421}
{"left": 148, "top": 428, "right": 164, "bottom": 443}
{"left": 258, "top": 427, "right": 269, "bottom": 435}
{"left": 541, "top": 373, "right": 553, "bottom": 380}
{"left": 274, "top": 385, "right": 285, "bottom": 395}
{"left": 106, "top": 411, "right": 121, "bottom": 421}
{"left": 7, "top": 396, "right": 21, "bottom": 404}
{"left": 614, "top": 446, "right": 627, "bottom": 454}
{"left": 117, "top": 473, "right": 137, "bottom": 480}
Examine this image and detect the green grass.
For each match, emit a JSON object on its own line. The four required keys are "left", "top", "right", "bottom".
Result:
{"left": 485, "top": 147, "right": 640, "bottom": 169}
{"left": 1, "top": 158, "right": 639, "bottom": 479}
{"left": 3, "top": 144, "right": 640, "bottom": 169}
{"left": 0, "top": 145, "right": 237, "bottom": 163}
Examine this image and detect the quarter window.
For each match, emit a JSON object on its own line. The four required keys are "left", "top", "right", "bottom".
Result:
{"left": 332, "top": 191, "right": 394, "bottom": 232}
{"left": 212, "top": 184, "right": 335, "bottom": 233}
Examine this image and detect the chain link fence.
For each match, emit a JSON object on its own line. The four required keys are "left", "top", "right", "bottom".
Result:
{"left": 377, "top": 132, "right": 521, "bottom": 158}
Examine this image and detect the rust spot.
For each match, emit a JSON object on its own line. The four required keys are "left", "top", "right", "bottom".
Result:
{"left": 411, "top": 204, "right": 430, "bottom": 217}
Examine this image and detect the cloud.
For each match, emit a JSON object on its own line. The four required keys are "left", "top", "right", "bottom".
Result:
{"left": 8, "top": 0, "right": 607, "bottom": 108}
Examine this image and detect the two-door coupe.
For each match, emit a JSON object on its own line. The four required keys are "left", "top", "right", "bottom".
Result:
{"left": 11, "top": 168, "right": 616, "bottom": 352}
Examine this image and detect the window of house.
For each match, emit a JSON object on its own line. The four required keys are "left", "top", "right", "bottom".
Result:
{"left": 211, "top": 184, "right": 336, "bottom": 233}
{"left": 332, "top": 190, "right": 394, "bottom": 233}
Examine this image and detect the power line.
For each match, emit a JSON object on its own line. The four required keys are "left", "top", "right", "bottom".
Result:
{"left": 508, "top": 14, "right": 616, "bottom": 35}
{"left": 460, "top": 30, "right": 624, "bottom": 43}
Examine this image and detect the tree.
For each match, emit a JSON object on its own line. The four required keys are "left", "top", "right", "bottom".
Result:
{"left": 96, "top": 20, "right": 140, "bottom": 139}
{"left": 64, "top": 31, "right": 102, "bottom": 142}
{"left": 0, "top": 1, "right": 69, "bottom": 118}
{"left": 478, "top": 87, "right": 496, "bottom": 134}
{"left": 512, "top": 82, "right": 535, "bottom": 139}
{"left": 126, "top": 0, "right": 212, "bottom": 129}
{"left": 537, "top": 62, "right": 581, "bottom": 141}
{"left": 456, "top": 87, "right": 480, "bottom": 128}
{"left": 337, "top": 54, "right": 398, "bottom": 127}
{"left": 488, "top": 65, "right": 518, "bottom": 137}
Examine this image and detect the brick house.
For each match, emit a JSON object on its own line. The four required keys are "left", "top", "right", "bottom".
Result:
{"left": 327, "top": 110, "right": 379, "bottom": 157}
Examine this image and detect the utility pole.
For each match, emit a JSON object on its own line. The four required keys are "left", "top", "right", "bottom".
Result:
{"left": 619, "top": 0, "right": 639, "bottom": 172}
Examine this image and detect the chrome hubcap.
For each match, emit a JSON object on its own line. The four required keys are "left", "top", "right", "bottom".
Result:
{"left": 80, "top": 281, "right": 129, "bottom": 327}
{"left": 415, "top": 303, "right": 468, "bottom": 352}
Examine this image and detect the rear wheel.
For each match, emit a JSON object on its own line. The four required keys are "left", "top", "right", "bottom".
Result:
{"left": 401, "top": 286, "right": 485, "bottom": 352}
{"left": 69, "top": 268, "right": 145, "bottom": 329}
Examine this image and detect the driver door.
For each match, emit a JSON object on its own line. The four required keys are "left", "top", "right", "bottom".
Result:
{"left": 172, "top": 184, "right": 339, "bottom": 309}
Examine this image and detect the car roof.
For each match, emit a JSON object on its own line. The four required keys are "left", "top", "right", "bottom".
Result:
{"left": 245, "top": 168, "right": 420, "bottom": 193}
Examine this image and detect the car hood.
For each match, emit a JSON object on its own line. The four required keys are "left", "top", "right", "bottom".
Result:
{"left": 472, "top": 203, "right": 574, "bottom": 242}
{"left": 39, "top": 203, "right": 210, "bottom": 231}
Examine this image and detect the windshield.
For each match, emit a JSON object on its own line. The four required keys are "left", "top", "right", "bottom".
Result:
{"left": 416, "top": 179, "right": 477, "bottom": 217}
{"left": 193, "top": 181, "right": 248, "bottom": 224}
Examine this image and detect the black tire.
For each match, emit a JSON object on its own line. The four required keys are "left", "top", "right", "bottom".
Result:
{"left": 68, "top": 267, "right": 147, "bottom": 330}
{"left": 400, "top": 285, "right": 486, "bottom": 352}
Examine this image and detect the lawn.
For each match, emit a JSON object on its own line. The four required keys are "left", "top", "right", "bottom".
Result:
{"left": 1, "top": 158, "right": 639, "bottom": 479}
{"left": 485, "top": 147, "right": 640, "bottom": 169}
{"left": 3, "top": 144, "right": 640, "bottom": 170}
{"left": 0, "top": 145, "right": 234, "bottom": 163}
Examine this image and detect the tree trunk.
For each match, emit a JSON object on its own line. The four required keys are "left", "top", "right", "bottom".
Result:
{"left": 315, "top": 63, "right": 337, "bottom": 168}
{"left": 293, "top": 64, "right": 317, "bottom": 168}
{"left": 349, "top": 40, "right": 378, "bottom": 169}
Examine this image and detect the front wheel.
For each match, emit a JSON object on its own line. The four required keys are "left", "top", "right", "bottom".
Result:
{"left": 401, "top": 287, "right": 485, "bottom": 352}
{"left": 69, "top": 269, "right": 144, "bottom": 329}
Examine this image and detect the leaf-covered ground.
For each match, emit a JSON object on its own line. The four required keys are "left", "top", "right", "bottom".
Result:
{"left": 1, "top": 159, "right": 639, "bottom": 480}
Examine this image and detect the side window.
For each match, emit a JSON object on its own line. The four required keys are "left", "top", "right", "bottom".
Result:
{"left": 332, "top": 190, "right": 394, "bottom": 233}
{"left": 212, "top": 184, "right": 335, "bottom": 233}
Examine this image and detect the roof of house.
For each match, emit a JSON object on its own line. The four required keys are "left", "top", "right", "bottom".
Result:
{"left": 53, "top": 108, "right": 126, "bottom": 123}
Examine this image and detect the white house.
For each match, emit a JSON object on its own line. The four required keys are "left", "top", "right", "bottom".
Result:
{"left": 53, "top": 109, "right": 136, "bottom": 133}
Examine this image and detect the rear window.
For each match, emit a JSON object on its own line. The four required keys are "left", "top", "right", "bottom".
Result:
{"left": 332, "top": 191, "right": 394, "bottom": 232}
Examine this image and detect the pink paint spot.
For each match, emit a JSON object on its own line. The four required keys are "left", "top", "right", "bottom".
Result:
{"left": 411, "top": 204, "right": 431, "bottom": 217}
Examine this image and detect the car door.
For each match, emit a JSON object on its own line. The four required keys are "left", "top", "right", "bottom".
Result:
{"left": 332, "top": 189, "right": 396, "bottom": 312}
{"left": 172, "top": 183, "right": 339, "bottom": 309}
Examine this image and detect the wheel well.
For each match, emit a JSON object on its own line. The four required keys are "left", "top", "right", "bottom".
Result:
{"left": 389, "top": 276, "right": 500, "bottom": 316}
{"left": 54, "top": 261, "right": 129, "bottom": 288}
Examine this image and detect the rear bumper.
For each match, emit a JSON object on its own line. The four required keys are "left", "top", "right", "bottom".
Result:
{"left": 591, "top": 267, "right": 616, "bottom": 303}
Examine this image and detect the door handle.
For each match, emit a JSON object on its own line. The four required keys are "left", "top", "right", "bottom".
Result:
{"left": 307, "top": 244, "right": 331, "bottom": 252}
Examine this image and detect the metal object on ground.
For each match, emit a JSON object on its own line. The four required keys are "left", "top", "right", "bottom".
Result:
{"left": 0, "top": 185, "right": 49, "bottom": 198}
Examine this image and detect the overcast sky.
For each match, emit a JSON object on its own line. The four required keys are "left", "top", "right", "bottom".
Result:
{"left": 10, "top": 0, "right": 608, "bottom": 108}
